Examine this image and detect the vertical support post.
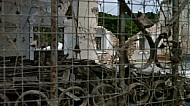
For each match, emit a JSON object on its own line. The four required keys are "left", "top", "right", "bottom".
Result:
{"left": 118, "top": 1, "right": 128, "bottom": 105}
{"left": 143, "top": 0, "right": 146, "bottom": 13}
{"left": 172, "top": 0, "right": 179, "bottom": 83}
{"left": 51, "top": 0, "right": 58, "bottom": 105}
{"left": 172, "top": 0, "right": 180, "bottom": 62}
{"left": 172, "top": 0, "right": 184, "bottom": 105}
{"left": 118, "top": 0, "right": 128, "bottom": 91}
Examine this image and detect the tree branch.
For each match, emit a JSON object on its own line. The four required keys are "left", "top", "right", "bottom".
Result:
{"left": 117, "top": 0, "right": 156, "bottom": 67}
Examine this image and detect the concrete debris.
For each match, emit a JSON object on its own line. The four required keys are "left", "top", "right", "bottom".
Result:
{"left": 0, "top": 53, "right": 189, "bottom": 105}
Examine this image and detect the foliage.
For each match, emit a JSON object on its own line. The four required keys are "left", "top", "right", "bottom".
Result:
{"left": 144, "top": 12, "right": 160, "bottom": 23}
{"left": 124, "top": 19, "right": 140, "bottom": 36}
{"left": 98, "top": 12, "right": 119, "bottom": 34}
{"left": 98, "top": 12, "right": 159, "bottom": 40}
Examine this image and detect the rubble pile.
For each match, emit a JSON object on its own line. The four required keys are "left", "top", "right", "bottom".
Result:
{"left": 0, "top": 55, "right": 190, "bottom": 106}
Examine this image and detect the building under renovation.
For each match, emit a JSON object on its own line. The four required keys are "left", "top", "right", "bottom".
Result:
{"left": 0, "top": 0, "right": 190, "bottom": 106}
